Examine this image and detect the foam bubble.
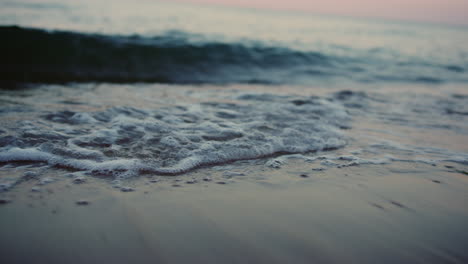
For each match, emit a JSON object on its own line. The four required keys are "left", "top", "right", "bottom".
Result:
{"left": 0, "top": 93, "right": 349, "bottom": 177}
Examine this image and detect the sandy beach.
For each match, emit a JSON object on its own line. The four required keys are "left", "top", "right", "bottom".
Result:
{"left": 1, "top": 156, "right": 467, "bottom": 264}
{"left": 1, "top": 83, "right": 467, "bottom": 264}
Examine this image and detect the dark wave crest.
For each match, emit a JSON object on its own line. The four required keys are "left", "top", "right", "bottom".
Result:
{"left": 0, "top": 26, "right": 466, "bottom": 86}
{"left": 0, "top": 26, "right": 334, "bottom": 85}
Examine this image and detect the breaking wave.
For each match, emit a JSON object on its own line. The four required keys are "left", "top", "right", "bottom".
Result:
{"left": 1, "top": 26, "right": 466, "bottom": 85}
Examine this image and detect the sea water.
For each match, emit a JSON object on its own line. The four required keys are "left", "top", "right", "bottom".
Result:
{"left": 0, "top": 0, "right": 467, "bottom": 189}
{"left": 1, "top": 0, "right": 468, "bottom": 85}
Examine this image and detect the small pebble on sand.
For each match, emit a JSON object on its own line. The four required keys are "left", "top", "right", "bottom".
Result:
{"left": 76, "top": 200, "right": 90, "bottom": 205}
{"left": 0, "top": 198, "right": 12, "bottom": 204}
{"left": 120, "top": 186, "right": 134, "bottom": 192}
{"left": 223, "top": 171, "right": 245, "bottom": 178}
{"left": 73, "top": 176, "right": 87, "bottom": 184}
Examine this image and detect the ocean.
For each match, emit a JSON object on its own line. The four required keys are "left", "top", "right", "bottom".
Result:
{"left": 2, "top": 1, "right": 468, "bottom": 263}
{"left": 0, "top": 0, "right": 467, "bottom": 186}
{"left": 1, "top": 0, "right": 468, "bottom": 86}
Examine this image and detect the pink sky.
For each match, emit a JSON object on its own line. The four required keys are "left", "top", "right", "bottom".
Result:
{"left": 172, "top": 0, "right": 468, "bottom": 25}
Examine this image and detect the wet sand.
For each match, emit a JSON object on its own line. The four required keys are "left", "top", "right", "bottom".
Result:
{"left": 1, "top": 83, "right": 467, "bottom": 263}
{"left": 1, "top": 158, "right": 467, "bottom": 264}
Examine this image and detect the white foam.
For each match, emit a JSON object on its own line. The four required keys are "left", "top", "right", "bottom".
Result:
{"left": 0, "top": 93, "right": 350, "bottom": 177}
{"left": 70, "top": 112, "right": 97, "bottom": 124}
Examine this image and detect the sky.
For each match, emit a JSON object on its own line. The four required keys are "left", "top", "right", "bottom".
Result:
{"left": 171, "top": 0, "right": 468, "bottom": 25}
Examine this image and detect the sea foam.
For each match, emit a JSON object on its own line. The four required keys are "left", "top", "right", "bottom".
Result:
{"left": 0, "top": 93, "right": 349, "bottom": 178}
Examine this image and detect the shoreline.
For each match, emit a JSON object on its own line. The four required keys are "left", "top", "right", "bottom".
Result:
{"left": 1, "top": 158, "right": 467, "bottom": 264}
{"left": 0, "top": 83, "right": 467, "bottom": 263}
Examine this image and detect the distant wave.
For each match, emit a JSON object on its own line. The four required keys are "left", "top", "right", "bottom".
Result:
{"left": 0, "top": 26, "right": 466, "bottom": 85}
